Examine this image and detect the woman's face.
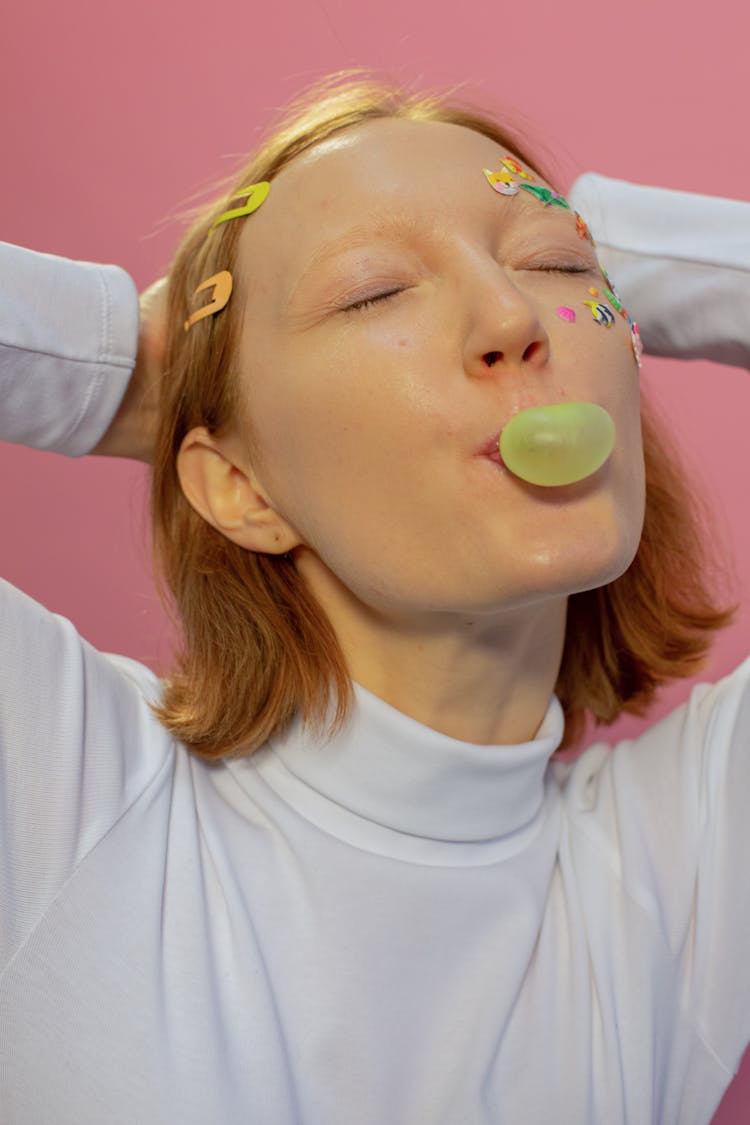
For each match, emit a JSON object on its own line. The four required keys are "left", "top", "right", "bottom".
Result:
{"left": 232, "top": 117, "right": 645, "bottom": 620}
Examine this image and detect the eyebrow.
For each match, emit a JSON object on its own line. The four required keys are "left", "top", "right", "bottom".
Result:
{"left": 287, "top": 212, "right": 426, "bottom": 301}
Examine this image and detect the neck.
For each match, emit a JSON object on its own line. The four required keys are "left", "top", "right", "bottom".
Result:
{"left": 296, "top": 555, "right": 568, "bottom": 746}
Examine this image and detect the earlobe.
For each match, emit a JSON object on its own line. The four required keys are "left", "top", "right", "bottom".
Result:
{"left": 177, "top": 427, "right": 301, "bottom": 554}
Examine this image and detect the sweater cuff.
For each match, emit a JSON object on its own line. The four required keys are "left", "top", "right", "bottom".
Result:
{"left": 0, "top": 243, "right": 139, "bottom": 455}
{"left": 567, "top": 174, "right": 750, "bottom": 369}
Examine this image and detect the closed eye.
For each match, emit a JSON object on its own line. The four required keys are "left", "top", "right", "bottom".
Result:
{"left": 344, "top": 288, "right": 404, "bottom": 312}
{"left": 532, "top": 264, "right": 595, "bottom": 275}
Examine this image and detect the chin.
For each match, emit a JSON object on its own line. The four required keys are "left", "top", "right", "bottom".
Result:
{"left": 543, "top": 528, "right": 641, "bottom": 601}
{"left": 513, "top": 496, "right": 644, "bottom": 604}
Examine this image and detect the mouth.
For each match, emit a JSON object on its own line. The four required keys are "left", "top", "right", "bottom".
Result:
{"left": 476, "top": 433, "right": 504, "bottom": 466}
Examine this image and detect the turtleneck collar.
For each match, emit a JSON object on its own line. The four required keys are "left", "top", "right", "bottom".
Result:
{"left": 239, "top": 684, "right": 564, "bottom": 865}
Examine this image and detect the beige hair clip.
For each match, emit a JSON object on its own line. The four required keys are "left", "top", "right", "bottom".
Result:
{"left": 183, "top": 270, "right": 233, "bottom": 332}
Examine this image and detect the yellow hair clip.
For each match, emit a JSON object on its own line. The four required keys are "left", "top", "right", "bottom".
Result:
{"left": 212, "top": 181, "right": 270, "bottom": 230}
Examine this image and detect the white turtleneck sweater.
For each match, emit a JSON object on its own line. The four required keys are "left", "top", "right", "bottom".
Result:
{"left": 2, "top": 177, "right": 750, "bottom": 1125}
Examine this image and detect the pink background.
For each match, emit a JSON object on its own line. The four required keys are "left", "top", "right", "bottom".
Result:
{"left": 2, "top": 0, "right": 748, "bottom": 1117}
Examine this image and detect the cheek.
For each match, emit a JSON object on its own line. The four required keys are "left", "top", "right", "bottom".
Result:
{"left": 258, "top": 317, "right": 458, "bottom": 447}
{"left": 239, "top": 334, "right": 440, "bottom": 533}
{"left": 552, "top": 306, "right": 644, "bottom": 504}
{"left": 556, "top": 306, "right": 641, "bottom": 417}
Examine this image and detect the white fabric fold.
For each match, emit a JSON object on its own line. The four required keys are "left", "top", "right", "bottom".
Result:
{"left": 568, "top": 174, "right": 750, "bottom": 369}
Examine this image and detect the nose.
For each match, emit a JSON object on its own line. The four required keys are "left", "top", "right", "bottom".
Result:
{"left": 462, "top": 262, "right": 550, "bottom": 379}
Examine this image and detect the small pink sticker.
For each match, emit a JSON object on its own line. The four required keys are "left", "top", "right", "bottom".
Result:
{"left": 556, "top": 306, "right": 576, "bottom": 322}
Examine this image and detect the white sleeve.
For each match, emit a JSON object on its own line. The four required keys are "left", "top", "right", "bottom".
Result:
{"left": 568, "top": 174, "right": 750, "bottom": 369}
{"left": 0, "top": 244, "right": 172, "bottom": 972}
{"left": 0, "top": 241, "right": 139, "bottom": 454}
{"left": 560, "top": 658, "right": 750, "bottom": 1076}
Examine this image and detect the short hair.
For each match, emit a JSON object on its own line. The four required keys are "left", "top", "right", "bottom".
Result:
{"left": 151, "top": 71, "right": 735, "bottom": 758}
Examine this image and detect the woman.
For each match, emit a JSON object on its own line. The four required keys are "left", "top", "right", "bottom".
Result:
{"left": 1, "top": 75, "right": 748, "bottom": 1124}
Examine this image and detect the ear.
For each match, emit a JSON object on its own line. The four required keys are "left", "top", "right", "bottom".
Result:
{"left": 177, "top": 426, "right": 301, "bottom": 554}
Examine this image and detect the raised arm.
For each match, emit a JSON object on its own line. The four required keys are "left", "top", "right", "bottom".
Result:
{"left": 0, "top": 243, "right": 172, "bottom": 974}
{"left": 568, "top": 175, "right": 750, "bottom": 369}
{"left": 90, "top": 276, "right": 166, "bottom": 461}
{"left": 0, "top": 241, "right": 139, "bottom": 454}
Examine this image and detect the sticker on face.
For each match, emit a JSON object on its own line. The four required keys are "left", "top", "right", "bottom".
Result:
{"left": 556, "top": 306, "right": 577, "bottom": 322}
{"left": 629, "top": 320, "right": 643, "bottom": 368}
{"left": 604, "top": 286, "right": 625, "bottom": 314}
{"left": 583, "top": 299, "right": 616, "bottom": 328}
{"left": 499, "top": 157, "right": 536, "bottom": 181}
{"left": 519, "top": 183, "right": 570, "bottom": 209}
{"left": 483, "top": 168, "right": 520, "bottom": 195}
{"left": 598, "top": 266, "right": 629, "bottom": 318}
{"left": 482, "top": 155, "right": 538, "bottom": 198}
{"left": 575, "top": 212, "right": 594, "bottom": 243}
{"left": 482, "top": 160, "right": 569, "bottom": 207}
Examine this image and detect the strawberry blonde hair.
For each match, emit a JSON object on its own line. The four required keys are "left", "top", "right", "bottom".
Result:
{"left": 151, "top": 72, "right": 734, "bottom": 758}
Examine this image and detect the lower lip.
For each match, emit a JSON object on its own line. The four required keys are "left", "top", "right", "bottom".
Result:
{"left": 482, "top": 445, "right": 504, "bottom": 467}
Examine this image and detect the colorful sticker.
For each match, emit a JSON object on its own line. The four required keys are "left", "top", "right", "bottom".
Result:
{"left": 500, "top": 157, "right": 536, "bottom": 181}
{"left": 583, "top": 299, "right": 616, "bottom": 327}
{"left": 483, "top": 168, "right": 520, "bottom": 195}
{"left": 629, "top": 319, "right": 643, "bottom": 367}
{"left": 184, "top": 270, "right": 233, "bottom": 332}
{"left": 575, "top": 211, "right": 594, "bottom": 243}
{"left": 603, "top": 286, "right": 625, "bottom": 314}
{"left": 598, "top": 267, "right": 630, "bottom": 320}
{"left": 519, "top": 183, "right": 570, "bottom": 209}
{"left": 556, "top": 306, "right": 577, "bottom": 322}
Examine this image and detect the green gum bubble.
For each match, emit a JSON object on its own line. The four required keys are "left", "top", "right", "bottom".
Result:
{"left": 499, "top": 402, "right": 615, "bottom": 487}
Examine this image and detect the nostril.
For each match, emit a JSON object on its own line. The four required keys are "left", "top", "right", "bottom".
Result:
{"left": 483, "top": 351, "right": 502, "bottom": 367}
{"left": 522, "top": 341, "right": 543, "bottom": 363}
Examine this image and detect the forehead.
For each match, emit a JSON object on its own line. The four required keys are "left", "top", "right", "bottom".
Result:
{"left": 279, "top": 116, "right": 538, "bottom": 196}
{"left": 235, "top": 118, "right": 554, "bottom": 289}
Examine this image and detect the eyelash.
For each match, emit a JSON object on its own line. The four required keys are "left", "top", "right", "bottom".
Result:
{"left": 343, "top": 264, "right": 591, "bottom": 312}
{"left": 344, "top": 289, "right": 403, "bottom": 313}
{"left": 532, "top": 264, "right": 593, "bottom": 275}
